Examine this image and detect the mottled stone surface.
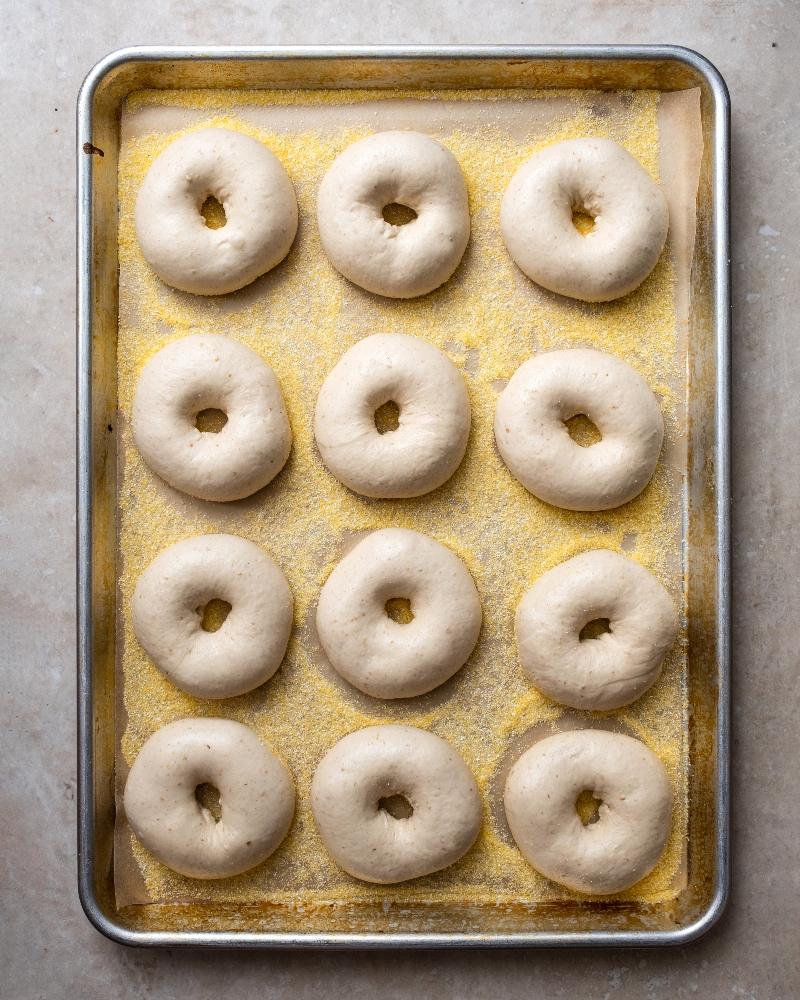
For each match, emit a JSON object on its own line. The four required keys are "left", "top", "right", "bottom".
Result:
{"left": 2, "top": 2, "right": 798, "bottom": 997}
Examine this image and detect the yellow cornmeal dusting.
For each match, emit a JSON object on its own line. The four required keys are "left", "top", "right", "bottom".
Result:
{"left": 117, "top": 88, "right": 687, "bottom": 911}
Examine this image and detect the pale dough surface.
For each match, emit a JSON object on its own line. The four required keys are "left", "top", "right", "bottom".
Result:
{"left": 494, "top": 347, "right": 664, "bottom": 511}
{"left": 316, "top": 527, "right": 482, "bottom": 699}
{"left": 124, "top": 718, "right": 295, "bottom": 879}
{"left": 132, "top": 534, "right": 293, "bottom": 700}
{"left": 311, "top": 725, "right": 482, "bottom": 884}
{"left": 504, "top": 729, "right": 672, "bottom": 894}
{"left": 314, "top": 333, "right": 470, "bottom": 498}
{"left": 132, "top": 333, "right": 292, "bottom": 502}
{"left": 500, "top": 137, "right": 669, "bottom": 302}
{"left": 135, "top": 127, "right": 298, "bottom": 295}
{"left": 516, "top": 549, "right": 678, "bottom": 710}
{"left": 316, "top": 130, "right": 470, "bottom": 298}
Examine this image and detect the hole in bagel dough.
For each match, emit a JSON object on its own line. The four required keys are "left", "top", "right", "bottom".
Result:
{"left": 571, "top": 207, "right": 596, "bottom": 236}
{"left": 385, "top": 597, "right": 414, "bottom": 624}
{"left": 196, "top": 598, "right": 232, "bottom": 633}
{"left": 200, "top": 194, "right": 227, "bottom": 229}
{"left": 195, "top": 408, "right": 228, "bottom": 433}
{"left": 564, "top": 413, "right": 602, "bottom": 448}
{"left": 378, "top": 793, "right": 414, "bottom": 820}
{"left": 579, "top": 617, "right": 612, "bottom": 642}
{"left": 374, "top": 399, "right": 400, "bottom": 434}
{"left": 575, "top": 789, "right": 602, "bottom": 826}
{"left": 382, "top": 202, "right": 418, "bottom": 226}
{"left": 195, "top": 782, "right": 222, "bottom": 822}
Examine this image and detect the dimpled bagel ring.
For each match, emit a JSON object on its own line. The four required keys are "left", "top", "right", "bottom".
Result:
{"left": 504, "top": 729, "right": 673, "bottom": 894}
{"left": 316, "top": 131, "right": 470, "bottom": 298}
{"left": 494, "top": 348, "right": 663, "bottom": 511}
{"left": 132, "top": 534, "right": 293, "bottom": 700}
{"left": 314, "top": 333, "right": 470, "bottom": 499}
{"left": 135, "top": 128, "right": 298, "bottom": 295}
{"left": 124, "top": 718, "right": 295, "bottom": 879}
{"left": 316, "top": 528, "right": 482, "bottom": 699}
{"left": 311, "top": 725, "right": 482, "bottom": 883}
{"left": 516, "top": 550, "right": 678, "bottom": 710}
{"left": 501, "top": 138, "right": 669, "bottom": 302}
{"left": 132, "top": 334, "right": 292, "bottom": 502}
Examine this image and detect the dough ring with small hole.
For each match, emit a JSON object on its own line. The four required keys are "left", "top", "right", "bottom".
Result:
{"left": 316, "top": 528, "right": 481, "bottom": 699}
{"left": 494, "top": 348, "right": 663, "bottom": 511}
{"left": 132, "top": 534, "right": 293, "bottom": 699}
{"left": 135, "top": 128, "right": 298, "bottom": 295}
{"left": 132, "top": 334, "right": 291, "bottom": 502}
{"left": 516, "top": 549, "right": 678, "bottom": 710}
{"left": 316, "top": 131, "right": 470, "bottom": 298}
{"left": 504, "top": 729, "right": 672, "bottom": 894}
{"left": 501, "top": 138, "right": 669, "bottom": 302}
{"left": 314, "top": 333, "right": 470, "bottom": 498}
{"left": 124, "top": 718, "right": 295, "bottom": 879}
{"left": 311, "top": 725, "right": 481, "bottom": 883}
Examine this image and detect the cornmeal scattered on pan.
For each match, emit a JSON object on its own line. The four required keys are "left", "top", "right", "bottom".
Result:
{"left": 116, "top": 86, "right": 687, "bottom": 911}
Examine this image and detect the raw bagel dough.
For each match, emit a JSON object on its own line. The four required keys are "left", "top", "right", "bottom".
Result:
{"left": 132, "top": 534, "right": 293, "bottom": 699}
{"left": 132, "top": 334, "right": 292, "bottom": 502}
{"left": 500, "top": 137, "right": 669, "bottom": 302}
{"left": 316, "top": 528, "right": 481, "bottom": 699}
{"left": 311, "top": 725, "right": 481, "bottom": 883}
{"left": 494, "top": 348, "right": 663, "bottom": 511}
{"left": 516, "top": 550, "right": 678, "bottom": 710}
{"left": 504, "top": 729, "right": 672, "bottom": 894}
{"left": 135, "top": 127, "right": 298, "bottom": 295}
{"left": 316, "top": 131, "right": 470, "bottom": 298}
{"left": 314, "top": 333, "right": 470, "bottom": 498}
{"left": 124, "top": 718, "right": 295, "bottom": 879}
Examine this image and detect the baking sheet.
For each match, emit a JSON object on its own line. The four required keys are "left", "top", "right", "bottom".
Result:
{"left": 113, "top": 85, "right": 702, "bottom": 919}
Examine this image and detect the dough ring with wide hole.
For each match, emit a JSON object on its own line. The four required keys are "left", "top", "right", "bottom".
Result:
{"left": 311, "top": 725, "right": 481, "bottom": 883}
{"left": 132, "top": 534, "right": 293, "bottom": 699}
{"left": 314, "top": 333, "right": 470, "bottom": 498}
{"left": 494, "top": 348, "right": 663, "bottom": 511}
{"left": 124, "top": 718, "right": 295, "bottom": 879}
{"left": 504, "top": 729, "right": 672, "bottom": 894}
{"left": 316, "top": 528, "right": 481, "bottom": 699}
{"left": 316, "top": 131, "right": 470, "bottom": 298}
{"left": 516, "top": 550, "right": 678, "bottom": 710}
{"left": 132, "top": 334, "right": 292, "bottom": 502}
{"left": 500, "top": 137, "right": 669, "bottom": 302}
{"left": 135, "top": 128, "right": 298, "bottom": 295}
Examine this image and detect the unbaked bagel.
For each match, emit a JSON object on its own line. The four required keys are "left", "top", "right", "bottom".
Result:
{"left": 494, "top": 348, "right": 663, "bottom": 511}
{"left": 504, "top": 729, "right": 672, "bottom": 894}
{"left": 317, "top": 131, "right": 470, "bottom": 298}
{"left": 516, "top": 549, "right": 678, "bottom": 710}
{"left": 132, "top": 334, "right": 292, "bottom": 502}
{"left": 132, "top": 534, "right": 293, "bottom": 700}
{"left": 124, "top": 718, "right": 295, "bottom": 879}
{"left": 316, "top": 528, "right": 481, "bottom": 699}
{"left": 314, "top": 333, "right": 470, "bottom": 499}
{"left": 311, "top": 725, "right": 481, "bottom": 883}
{"left": 501, "top": 138, "right": 669, "bottom": 302}
{"left": 135, "top": 127, "right": 298, "bottom": 295}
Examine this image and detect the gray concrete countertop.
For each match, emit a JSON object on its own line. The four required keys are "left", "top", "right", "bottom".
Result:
{"left": 2, "top": 2, "right": 798, "bottom": 997}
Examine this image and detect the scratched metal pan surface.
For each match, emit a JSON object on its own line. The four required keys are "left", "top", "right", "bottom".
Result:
{"left": 76, "top": 45, "right": 730, "bottom": 948}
